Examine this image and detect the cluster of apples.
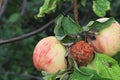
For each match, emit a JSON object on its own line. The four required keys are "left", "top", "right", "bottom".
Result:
{"left": 33, "top": 18, "right": 120, "bottom": 74}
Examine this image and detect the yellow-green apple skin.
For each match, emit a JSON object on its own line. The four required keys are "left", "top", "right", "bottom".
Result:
{"left": 90, "top": 18, "right": 120, "bottom": 56}
{"left": 33, "top": 36, "right": 67, "bottom": 73}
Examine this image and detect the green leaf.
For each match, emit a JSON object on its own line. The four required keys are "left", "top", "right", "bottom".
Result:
{"left": 54, "top": 15, "right": 83, "bottom": 41}
{"left": 61, "top": 35, "right": 76, "bottom": 43}
{"left": 68, "top": 57, "right": 93, "bottom": 80}
{"left": 62, "top": 16, "right": 83, "bottom": 35}
{"left": 69, "top": 69, "right": 93, "bottom": 80}
{"left": 93, "top": 0, "right": 110, "bottom": 17}
{"left": 81, "top": 0, "right": 87, "bottom": 6}
{"left": 68, "top": 56, "right": 86, "bottom": 74}
{"left": 88, "top": 17, "right": 116, "bottom": 32}
{"left": 88, "top": 53, "right": 120, "bottom": 80}
{"left": 113, "top": 51, "right": 120, "bottom": 65}
{"left": 42, "top": 70, "right": 71, "bottom": 80}
{"left": 42, "top": 71, "right": 60, "bottom": 80}
{"left": 69, "top": 57, "right": 111, "bottom": 80}
{"left": 80, "top": 67, "right": 112, "bottom": 80}
{"left": 36, "top": 0, "right": 57, "bottom": 18}
{"left": 54, "top": 14, "right": 66, "bottom": 40}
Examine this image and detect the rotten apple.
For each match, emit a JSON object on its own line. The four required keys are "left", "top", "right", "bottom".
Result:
{"left": 70, "top": 40, "right": 94, "bottom": 66}
{"left": 33, "top": 36, "right": 67, "bottom": 73}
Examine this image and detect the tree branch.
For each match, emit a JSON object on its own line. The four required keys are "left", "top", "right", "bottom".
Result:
{"left": 73, "top": 0, "right": 79, "bottom": 23}
{"left": 0, "top": 19, "right": 54, "bottom": 45}
{"left": 0, "top": 0, "right": 8, "bottom": 17}
{"left": 0, "top": 6, "right": 72, "bottom": 45}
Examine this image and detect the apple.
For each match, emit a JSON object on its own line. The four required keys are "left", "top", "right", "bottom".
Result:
{"left": 90, "top": 18, "right": 120, "bottom": 56}
{"left": 33, "top": 36, "right": 67, "bottom": 73}
{"left": 69, "top": 40, "right": 94, "bottom": 66}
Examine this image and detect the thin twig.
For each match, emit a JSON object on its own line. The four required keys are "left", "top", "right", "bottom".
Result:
{"left": 73, "top": 0, "right": 79, "bottom": 23}
{"left": 0, "top": 0, "right": 2, "bottom": 9}
{"left": 0, "top": 0, "right": 8, "bottom": 17}
{"left": 0, "top": 6, "right": 72, "bottom": 45}
{"left": 20, "top": 0, "right": 27, "bottom": 15}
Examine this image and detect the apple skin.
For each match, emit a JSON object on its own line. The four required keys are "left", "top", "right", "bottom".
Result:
{"left": 33, "top": 36, "right": 67, "bottom": 73}
{"left": 90, "top": 18, "right": 120, "bottom": 56}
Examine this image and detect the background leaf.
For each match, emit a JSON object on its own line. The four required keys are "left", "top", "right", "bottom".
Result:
{"left": 93, "top": 0, "right": 110, "bottom": 17}
{"left": 7, "top": 13, "right": 20, "bottom": 23}
{"left": 81, "top": 0, "right": 87, "bottom": 6}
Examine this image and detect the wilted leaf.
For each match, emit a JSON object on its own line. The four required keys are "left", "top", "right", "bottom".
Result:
{"left": 36, "top": 0, "right": 57, "bottom": 18}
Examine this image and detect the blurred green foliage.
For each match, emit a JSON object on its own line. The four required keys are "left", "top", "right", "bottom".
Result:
{"left": 0, "top": 0, "right": 120, "bottom": 80}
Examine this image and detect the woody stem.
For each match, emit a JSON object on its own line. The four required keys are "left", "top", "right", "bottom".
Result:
{"left": 73, "top": 0, "right": 79, "bottom": 23}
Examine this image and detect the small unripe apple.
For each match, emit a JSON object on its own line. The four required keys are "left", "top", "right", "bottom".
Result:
{"left": 33, "top": 36, "right": 67, "bottom": 73}
{"left": 90, "top": 18, "right": 120, "bottom": 56}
